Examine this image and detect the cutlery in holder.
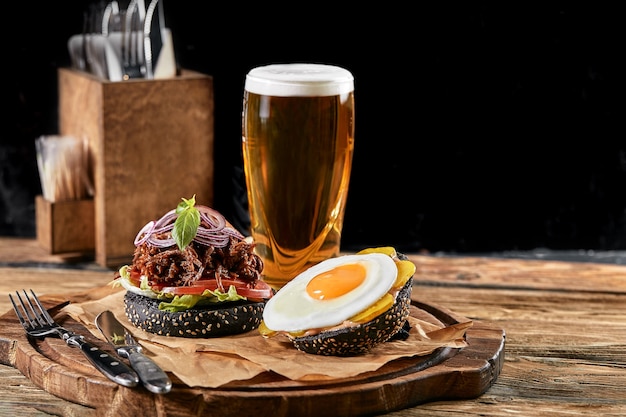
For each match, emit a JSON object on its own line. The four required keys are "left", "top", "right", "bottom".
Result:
{"left": 56, "top": 67, "right": 214, "bottom": 267}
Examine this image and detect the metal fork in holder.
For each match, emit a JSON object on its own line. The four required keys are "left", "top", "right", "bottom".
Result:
{"left": 9, "top": 289, "right": 139, "bottom": 387}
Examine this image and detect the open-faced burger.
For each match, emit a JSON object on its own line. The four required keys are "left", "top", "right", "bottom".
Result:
{"left": 259, "top": 247, "right": 416, "bottom": 356}
{"left": 113, "top": 196, "right": 274, "bottom": 338}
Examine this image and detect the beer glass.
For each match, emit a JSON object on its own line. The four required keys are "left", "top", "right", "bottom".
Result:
{"left": 242, "top": 63, "right": 355, "bottom": 290}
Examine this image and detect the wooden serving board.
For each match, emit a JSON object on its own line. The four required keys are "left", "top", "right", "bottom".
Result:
{"left": 0, "top": 294, "right": 505, "bottom": 417}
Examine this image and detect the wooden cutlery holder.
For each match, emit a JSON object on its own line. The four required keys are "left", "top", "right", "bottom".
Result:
{"left": 57, "top": 68, "right": 214, "bottom": 268}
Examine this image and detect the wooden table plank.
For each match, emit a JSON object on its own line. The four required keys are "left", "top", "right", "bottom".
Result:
{"left": 0, "top": 364, "right": 95, "bottom": 416}
{"left": 3, "top": 282, "right": 624, "bottom": 416}
{"left": 0, "top": 267, "right": 112, "bottom": 315}
{"left": 1, "top": 240, "right": 625, "bottom": 416}
{"left": 388, "top": 285, "right": 626, "bottom": 416}
{"left": 0, "top": 237, "right": 96, "bottom": 265}
{"left": 408, "top": 254, "right": 626, "bottom": 293}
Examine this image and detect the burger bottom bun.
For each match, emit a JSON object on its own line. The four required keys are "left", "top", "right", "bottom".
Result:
{"left": 124, "top": 291, "right": 265, "bottom": 338}
{"left": 290, "top": 278, "right": 413, "bottom": 356}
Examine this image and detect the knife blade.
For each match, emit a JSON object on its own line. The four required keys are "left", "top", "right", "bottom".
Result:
{"left": 95, "top": 310, "right": 172, "bottom": 394}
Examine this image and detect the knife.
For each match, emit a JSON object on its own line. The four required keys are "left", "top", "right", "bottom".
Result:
{"left": 95, "top": 310, "right": 172, "bottom": 394}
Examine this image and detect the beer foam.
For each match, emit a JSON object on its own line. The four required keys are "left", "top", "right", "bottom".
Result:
{"left": 245, "top": 63, "right": 354, "bottom": 97}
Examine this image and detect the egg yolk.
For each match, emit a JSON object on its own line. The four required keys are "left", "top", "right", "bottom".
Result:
{"left": 306, "top": 263, "right": 367, "bottom": 300}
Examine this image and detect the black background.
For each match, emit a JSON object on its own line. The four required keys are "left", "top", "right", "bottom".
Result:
{"left": 2, "top": 1, "right": 625, "bottom": 255}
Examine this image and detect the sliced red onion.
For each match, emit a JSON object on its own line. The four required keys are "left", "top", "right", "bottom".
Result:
{"left": 147, "top": 236, "right": 176, "bottom": 248}
{"left": 134, "top": 221, "right": 155, "bottom": 246}
{"left": 194, "top": 235, "right": 230, "bottom": 247}
{"left": 153, "top": 209, "right": 177, "bottom": 230}
{"left": 198, "top": 206, "right": 226, "bottom": 229}
{"left": 133, "top": 205, "right": 243, "bottom": 248}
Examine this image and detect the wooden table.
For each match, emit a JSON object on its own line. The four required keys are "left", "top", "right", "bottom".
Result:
{"left": 1, "top": 237, "right": 625, "bottom": 416}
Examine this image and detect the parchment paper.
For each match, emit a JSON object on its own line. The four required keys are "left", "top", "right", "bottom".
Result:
{"left": 62, "top": 286, "right": 472, "bottom": 388}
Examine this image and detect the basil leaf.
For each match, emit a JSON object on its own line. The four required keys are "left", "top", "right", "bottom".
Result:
{"left": 172, "top": 196, "right": 200, "bottom": 250}
{"left": 176, "top": 195, "right": 196, "bottom": 214}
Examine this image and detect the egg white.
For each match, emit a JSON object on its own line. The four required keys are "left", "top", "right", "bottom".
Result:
{"left": 262, "top": 253, "right": 398, "bottom": 332}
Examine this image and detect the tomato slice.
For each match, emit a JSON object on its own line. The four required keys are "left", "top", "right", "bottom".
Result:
{"left": 159, "top": 279, "right": 273, "bottom": 300}
{"left": 128, "top": 269, "right": 142, "bottom": 287}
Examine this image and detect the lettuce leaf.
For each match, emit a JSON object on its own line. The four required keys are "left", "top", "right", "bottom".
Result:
{"left": 113, "top": 266, "right": 247, "bottom": 312}
{"left": 158, "top": 286, "right": 246, "bottom": 312}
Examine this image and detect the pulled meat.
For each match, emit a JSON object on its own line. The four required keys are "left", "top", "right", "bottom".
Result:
{"left": 130, "top": 237, "right": 264, "bottom": 289}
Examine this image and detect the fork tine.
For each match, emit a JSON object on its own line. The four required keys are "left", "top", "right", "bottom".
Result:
{"left": 8, "top": 293, "right": 29, "bottom": 330}
{"left": 28, "top": 289, "right": 56, "bottom": 326}
{"left": 15, "top": 290, "right": 42, "bottom": 329}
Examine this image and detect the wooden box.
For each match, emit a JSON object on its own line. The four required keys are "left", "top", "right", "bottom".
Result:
{"left": 35, "top": 195, "right": 95, "bottom": 254}
{"left": 58, "top": 68, "right": 214, "bottom": 268}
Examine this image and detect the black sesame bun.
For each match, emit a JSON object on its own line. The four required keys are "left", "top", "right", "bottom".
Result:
{"left": 124, "top": 292, "right": 265, "bottom": 338}
{"left": 259, "top": 247, "right": 416, "bottom": 356}
{"left": 291, "top": 277, "right": 413, "bottom": 356}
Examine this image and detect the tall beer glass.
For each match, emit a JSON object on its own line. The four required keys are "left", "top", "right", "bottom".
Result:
{"left": 242, "top": 63, "right": 355, "bottom": 290}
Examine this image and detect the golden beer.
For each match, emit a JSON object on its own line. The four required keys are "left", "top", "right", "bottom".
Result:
{"left": 242, "top": 64, "right": 355, "bottom": 289}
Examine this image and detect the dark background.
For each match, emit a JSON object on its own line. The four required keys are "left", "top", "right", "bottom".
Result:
{"left": 2, "top": 1, "right": 625, "bottom": 255}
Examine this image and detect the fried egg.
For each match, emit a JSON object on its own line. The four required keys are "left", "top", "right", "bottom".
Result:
{"left": 262, "top": 253, "right": 398, "bottom": 333}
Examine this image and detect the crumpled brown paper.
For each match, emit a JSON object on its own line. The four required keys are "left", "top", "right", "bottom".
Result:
{"left": 62, "top": 285, "right": 472, "bottom": 388}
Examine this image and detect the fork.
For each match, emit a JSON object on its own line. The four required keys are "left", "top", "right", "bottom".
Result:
{"left": 122, "top": 0, "right": 145, "bottom": 79}
{"left": 9, "top": 289, "right": 139, "bottom": 388}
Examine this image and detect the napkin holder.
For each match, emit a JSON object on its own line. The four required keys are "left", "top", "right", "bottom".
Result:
{"left": 57, "top": 68, "right": 214, "bottom": 268}
{"left": 35, "top": 195, "right": 95, "bottom": 254}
